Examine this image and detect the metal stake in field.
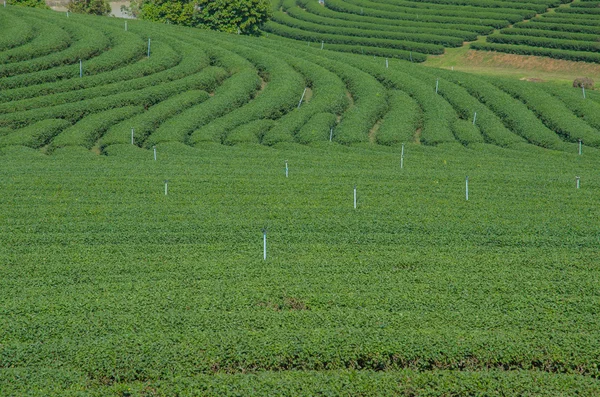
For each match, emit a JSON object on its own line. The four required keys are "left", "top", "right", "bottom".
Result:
{"left": 262, "top": 228, "right": 267, "bottom": 260}
{"left": 297, "top": 87, "right": 307, "bottom": 109}
{"left": 153, "top": 146, "right": 157, "bottom": 161}
{"left": 3, "top": 1, "right": 6, "bottom": 7}
{"left": 353, "top": 185, "right": 357, "bottom": 209}
{"left": 385, "top": 58, "right": 388, "bottom": 68}
{"left": 285, "top": 160, "right": 288, "bottom": 178}
{"left": 131, "top": 128, "right": 134, "bottom": 145}
{"left": 329, "top": 128, "right": 333, "bottom": 142}
{"left": 321, "top": 41, "right": 324, "bottom": 50}
{"left": 164, "top": 179, "right": 169, "bottom": 195}
{"left": 125, "top": 21, "right": 127, "bottom": 31}
{"left": 401, "top": 143, "right": 405, "bottom": 169}
{"left": 579, "top": 139, "right": 582, "bottom": 155}
{"left": 472, "top": 111, "right": 477, "bottom": 125}
{"left": 582, "top": 86, "right": 586, "bottom": 99}
{"left": 435, "top": 79, "right": 439, "bottom": 94}
{"left": 465, "top": 176, "right": 469, "bottom": 201}
{"left": 66, "top": 10, "right": 69, "bottom": 17}
{"left": 576, "top": 176, "right": 580, "bottom": 189}
{"left": 79, "top": 59, "right": 82, "bottom": 78}
{"left": 147, "top": 38, "right": 151, "bottom": 58}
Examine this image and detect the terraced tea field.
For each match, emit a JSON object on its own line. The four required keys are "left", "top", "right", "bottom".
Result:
{"left": 1, "top": 4, "right": 600, "bottom": 395}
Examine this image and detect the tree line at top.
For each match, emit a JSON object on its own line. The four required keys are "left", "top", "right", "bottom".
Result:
{"left": 7, "top": 0, "right": 273, "bottom": 36}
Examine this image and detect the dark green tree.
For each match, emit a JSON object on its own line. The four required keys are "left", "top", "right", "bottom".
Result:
{"left": 67, "top": 0, "right": 111, "bottom": 16}
{"left": 136, "top": 0, "right": 272, "bottom": 36}
{"left": 7, "top": 0, "right": 48, "bottom": 9}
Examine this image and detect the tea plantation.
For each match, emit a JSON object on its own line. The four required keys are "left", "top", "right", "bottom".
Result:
{"left": 1, "top": 4, "right": 600, "bottom": 396}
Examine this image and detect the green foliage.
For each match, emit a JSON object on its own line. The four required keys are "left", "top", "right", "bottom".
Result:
{"left": 296, "top": 112, "right": 337, "bottom": 143}
{"left": 6, "top": 0, "right": 48, "bottom": 9}
{"left": 375, "top": 90, "right": 420, "bottom": 146}
{"left": 67, "top": 0, "right": 111, "bottom": 16}
{"left": 0, "top": 119, "right": 70, "bottom": 148}
{"left": 138, "top": 0, "right": 272, "bottom": 35}
{"left": 4, "top": 5, "right": 600, "bottom": 394}
{"left": 51, "top": 106, "right": 144, "bottom": 150}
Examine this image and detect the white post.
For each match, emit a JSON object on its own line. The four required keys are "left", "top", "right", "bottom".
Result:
{"left": 125, "top": 21, "right": 127, "bottom": 31}
{"left": 579, "top": 139, "right": 582, "bottom": 155}
{"left": 353, "top": 186, "right": 357, "bottom": 209}
{"left": 465, "top": 176, "right": 469, "bottom": 201}
{"left": 385, "top": 58, "right": 388, "bottom": 68}
{"left": 321, "top": 41, "right": 324, "bottom": 50}
{"left": 263, "top": 229, "right": 267, "bottom": 260}
{"left": 153, "top": 146, "right": 157, "bottom": 161}
{"left": 164, "top": 180, "right": 168, "bottom": 195}
{"left": 131, "top": 128, "right": 134, "bottom": 145}
{"left": 297, "top": 87, "right": 307, "bottom": 109}
{"left": 147, "top": 38, "right": 151, "bottom": 58}
{"left": 3, "top": 1, "right": 6, "bottom": 7}
{"left": 451, "top": 66, "right": 454, "bottom": 71}
{"left": 329, "top": 128, "right": 333, "bottom": 142}
{"left": 66, "top": 11, "right": 69, "bottom": 17}
{"left": 79, "top": 59, "right": 82, "bottom": 78}
{"left": 400, "top": 143, "right": 404, "bottom": 169}
{"left": 473, "top": 111, "right": 477, "bottom": 125}
{"left": 582, "top": 86, "right": 586, "bottom": 99}
{"left": 285, "top": 160, "right": 288, "bottom": 178}
{"left": 436, "top": 79, "right": 439, "bottom": 94}
{"left": 576, "top": 176, "right": 580, "bottom": 189}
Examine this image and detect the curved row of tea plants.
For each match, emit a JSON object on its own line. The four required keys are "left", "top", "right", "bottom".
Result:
{"left": 474, "top": 1, "right": 600, "bottom": 63}
{"left": 2, "top": 5, "right": 600, "bottom": 155}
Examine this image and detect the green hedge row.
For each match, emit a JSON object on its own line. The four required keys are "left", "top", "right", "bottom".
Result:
{"left": 297, "top": 0, "right": 494, "bottom": 35}
{"left": 342, "top": 0, "right": 532, "bottom": 22}
{"left": 370, "top": 0, "right": 554, "bottom": 12}
{"left": 149, "top": 69, "right": 260, "bottom": 146}
{"left": 191, "top": 43, "right": 306, "bottom": 145}
{"left": 223, "top": 119, "right": 276, "bottom": 145}
{"left": 555, "top": 6, "right": 600, "bottom": 14}
{"left": 543, "top": 85, "right": 600, "bottom": 133}
{"left": 324, "top": 0, "right": 510, "bottom": 28}
{"left": 367, "top": 65, "right": 456, "bottom": 146}
{"left": 471, "top": 42, "right": 600, "bottom": 63}
{"left": 499, "top": 28, "right": 600, "bottom": 42}
{"left": 0, "top": 19, "right": 110, "bottom": 78}
{"left": 375, "top": 90, "right": 421, "bottom": 146}
{"left": 512, "top": 21, "right": 600, "bottom": 35}
{"left": 0, "top": 12, "right": 36, "bottom": 51}
{"left": 486, "top": 33, "right": 600, "bottom": 53}
{"left": 284, "top": 1, "right": 479, "bottom": 41}
{"left": 247, "top": 39, "right": 349, "bottom": 143}
{"left": 444, "top": 73, "right": 570, "bottom": 150}
{"left": 425, "top": 69, "right": 524, "bottom": 147}
{"left": 359, "top": 0, "right": 546, "bottom": 13}
{"left": 101, "top": 90, "right": 210, "bottom": 147}
{"left": 490, "top": 78, "right": 600, "bottom": 147}
{"left": 272, "top": 11, "right": 465, "bottom": 47}
{"left": 0, "top": 37, "right": 180, "bottom": 94}
{"left": 533, "top": 15, "right": 600, "bottom": 27}
{"left": 0, "top": 119, "right": 71, "bottom": 148}
{"left": 0, "top": 17, "right": 71, "bottom": 66}
{"left": 296, "top": 112, "right": 337, "bottom": 144}
{"left": 0, "top": 67, "right": 226, "bottom": 129}
{"left": 306, "top": 55, "right": 387, "bottom": 145}
{"left": 0, "top": 42, "right": 210, "bottom": 114}
{"left": 263, "top": 21, "right": 445, "bottom": 54}
{"left": 50, "top": 106, "right": 144, "bottom": 150}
